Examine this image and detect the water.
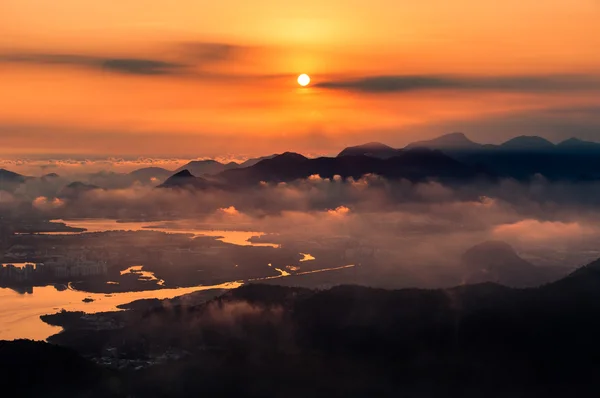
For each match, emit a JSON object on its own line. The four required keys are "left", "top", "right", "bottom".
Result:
{"left": 2, "top": 263, "right": 37, "bottom": 269}
{"left": 0, "top": 262, "right": 356, "bottom": 341}
{"left": 46, "top": 219, "right": 279, "bottom": 247}
{"left": 120, "top": 265, "right": 165, "bottom": 286}
{"left": 0, "top": 281, "right": 242, "bottom": 341}
{"left": 300, "top": 253, "right": 316, "bottom": 262}
{"left": 0, "top": 218, "right": 339, "bottom": 341}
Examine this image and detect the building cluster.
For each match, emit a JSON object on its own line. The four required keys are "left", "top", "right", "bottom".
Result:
{"left": 0, "top": 258, "right": 108, "bottom": 284}
{"left": 0, "top": 263, "right": 37, "bottom": 282}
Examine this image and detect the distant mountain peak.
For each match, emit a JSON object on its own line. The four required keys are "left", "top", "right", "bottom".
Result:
{"left": 280, "top": 151, "right": 308, "bottom": 159}
{"left": 158, "top": 169, "right": 215, "bottom": 190}
{"left": 557, "top": 137, "right": 600, "bottom": 150}
{"left": 65, "top": 181, "right": 98, "bottom": 190}
{"left": 58, "top": 181, "right": 100, "bottom": 198}
{"left": 174, "top": 159, "right": 239, "bottom": 176}
{"left": 460, "top": 241, "right": 555, "bottom": 288}
{"left": 406, "top": 132, "right": 480, "bottom": 150}
{"left": 171, "top": 169, "right": 194, "bottom": 178}
{"left": 0, "top": 168, "right": 25, "bottom": 181}
{"left": 337, "top": 142, "right": 400, "bottom": 159}
{"left": 501, "top": 136, "right": 555, "bottom": 149}
{"left": 559, "top": 137, "right": 585, "bottom": 145}
{"left": 186, "top": 159, "right": 220, "bottom": 165}
{"left": 358, "top": 142, "right": 394, "bottom": 150}
{"left": 464, "top": 241, "right": 519, "bottom": 257}
{"left": 435, "top": 132, "right": 472, "bottom": 142}
{"left": 266, "top": 152, "right": 308, "bottom": 163}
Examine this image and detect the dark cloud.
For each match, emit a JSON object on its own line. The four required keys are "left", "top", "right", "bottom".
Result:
{"left": 0, "top": 53, "right": 184, "bottom": 75}
{"left": 100, "top": 58, "right": 182, "bottom": 75}
{"left": 316, "top": 74, "right": 600, "bottom": 93}
{"left": 179, "top": 42, "right": 251, "bottom": 63}
{"left": 0, "top": 42, "right": 280, "bottom": 80}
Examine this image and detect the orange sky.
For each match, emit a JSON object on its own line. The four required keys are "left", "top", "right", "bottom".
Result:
{"left": 1, "top": 1, "right": 600, "bottom": 158}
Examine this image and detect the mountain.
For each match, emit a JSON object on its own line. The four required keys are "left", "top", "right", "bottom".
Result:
{"left": 462, "top": 241, "right": 568, "bottom": 287}
{"left": 456, "top": 146, "right": 600, "bottom": 181}
{"left": 556, "top": 137, "right": 600, "bottom": 152}
{"left": 406, "top": 132, "right": 482, "bottom": 151}
{"left": 337, "top": 142, "right": 400, "bottom": 159}
{"left": 0, "top": 340, "right": 122, "bottom": 397}
{"left": 129, "top": 167, "right": 173, "bottom": 183}
{"left": 58, "top": 181, "right": 100, "bottom": 198}
{"left": 174, "top": 160, "right": 238, "bottom": 176}
{"left": 0, "top": 168, "right": 26, "bottom": 183}
{"left": 401, "top": 133, "right": 600, "bottom": 181}
{"left": 157, "top": 169, "right": 215, "bottom": 190}
{"left": 38, "top": 256, "right": 600, "bottom": 396}
{"left": 238, "top": 154, "right": 278, "bottom": 168}
{"left": 500, "top": 135, "right": 555, "bottom": 151}
{"left": 216, "top": 149, "right": 490, "bottom": 187}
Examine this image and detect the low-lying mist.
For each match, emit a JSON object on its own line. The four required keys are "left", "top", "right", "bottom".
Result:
{"left": 4, "top": 174, "right": 600, "bottom": 288}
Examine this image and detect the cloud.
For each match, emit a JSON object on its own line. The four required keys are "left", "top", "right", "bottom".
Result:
{"left": 32, "top": 196, "right": 65, "bottom": 211}
{"left": 492, "top": 219, "right": 595, "bottom": 246}
{"left": 315, "top": 74, "right": 600, "bottom": 94}
{"left": 179, "top": 42, "right": 252, "bottom": 63}
{"left": 219, "top": 206, "right": 240, "bottom": 215}
{"left": 0, "top": 157, "right": 186, "bottom": 176}
{"left": 11, "top": 174, "right": 600, "bottom": 287}
{"left": 101, "top": 58, "right": 183, "bottom": 75}
{"left": 327, "top": 206, "right": 350, "bottom": 217}
{"left": 0, "top": 42, "right": 269, "bottom": 78}
{"left": 0, "top": 53, "right": 185, "bottom": 75}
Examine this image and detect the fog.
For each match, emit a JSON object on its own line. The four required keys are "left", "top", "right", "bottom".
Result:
{"left": 4, "top": 173, "right": 600, "bottom": 277}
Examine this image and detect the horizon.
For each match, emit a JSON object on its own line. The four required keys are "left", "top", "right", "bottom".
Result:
{"left": 2, "top": 131, "right": 599, "bottom": 176}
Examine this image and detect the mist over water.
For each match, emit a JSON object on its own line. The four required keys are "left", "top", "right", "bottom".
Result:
{"left": 6, "top": 166, "right": 600, "bottom": 343}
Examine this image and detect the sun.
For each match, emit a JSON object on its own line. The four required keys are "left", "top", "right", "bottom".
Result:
{"left": 297, "top": 74, "right": 311, "bottom": 87}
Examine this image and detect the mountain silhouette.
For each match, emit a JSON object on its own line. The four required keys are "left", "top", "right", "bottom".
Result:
{"left": 462, "top": 241, "right": 568, "bottom": 287}
{"left": 556, "top": 137, "right": 600, "bottom": 152}
{"left": 337, "top": 142, "right": 400, "bottom": 159}
{"left": 158, "top": 169, "right": 216, "bottom": 189}
{"left": 499, "top": 135, "right": 555, "bottom": 150}
{"left": 0, "top": 168, "right": 26, "bottom": 183}
{"left": 129, "top": 167, "right": 173, "bottom": 182}
{"left": 216, "top": 149, "right": 489, "bottom": 186}
{"left": 58, "top": 181, "right": 101, "bottom": 198}
{"left": 406, "top": 132, "right": 482, "bottom": 150}
{"left": 400, "top": 133, "right": 600, "bottom": 181}
{"left": 239, "top": 154, "right": 278, "bottom": 168}
{"left": 174, "top": 160, "right": 238, "bottom": 176}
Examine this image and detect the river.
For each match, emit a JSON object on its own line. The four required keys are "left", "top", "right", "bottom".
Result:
{"left": 0, "top": 281, "right": 242, "bottom": 341}
{"left": 47, "top": 219, "right": 279, "bottom": 247}
{"left": 0, "top": 218, "right": 332, "bottom": 341}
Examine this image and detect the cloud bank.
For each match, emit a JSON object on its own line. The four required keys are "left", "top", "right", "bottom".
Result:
{"left": 316, "top": 74, "right": 600, "bottom": 94}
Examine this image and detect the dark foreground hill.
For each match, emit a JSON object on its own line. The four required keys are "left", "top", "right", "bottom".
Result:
{"left": 8, "top": 256, "right": 600, "bottom": 397}
{"left": 0, "top": 340, "right": 123, "bottom": 397}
